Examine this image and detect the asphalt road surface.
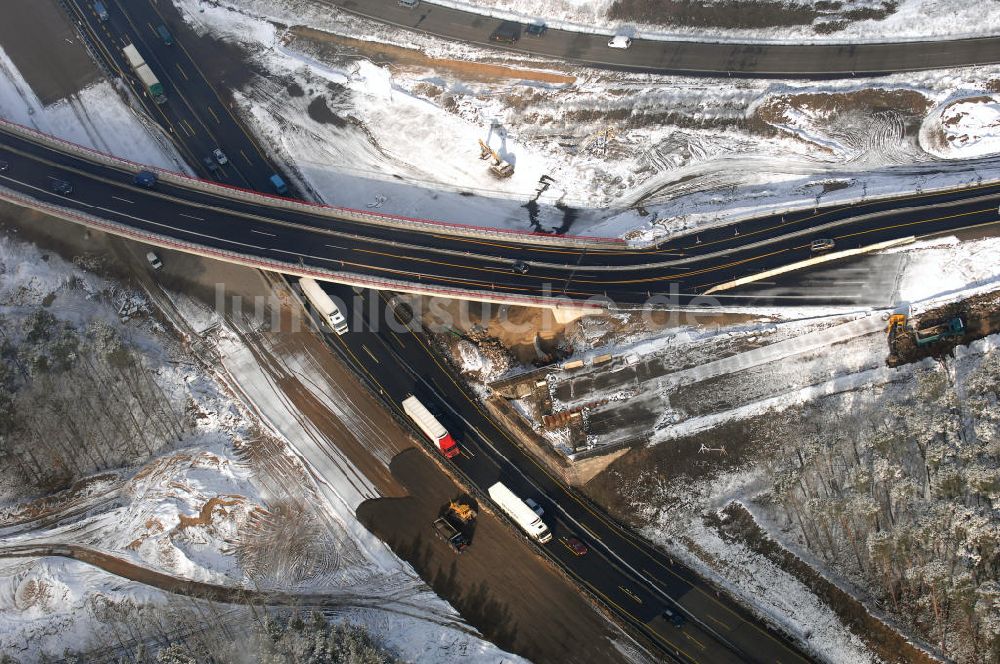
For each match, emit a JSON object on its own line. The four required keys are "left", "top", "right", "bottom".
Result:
{"left": 313, "top": 281, "right": 814, "bottom": 664}
{"left": 3, "top": 123, "right": 1000, "bottom": 308}
{"left": 62, "top": 0, "right": 280, "bottom": 190}
{"left": 327, "top": 0, "right": 1000, "bottom": 77}
{"left": 43, "top": 0, "right": 1000, "bottom": 309}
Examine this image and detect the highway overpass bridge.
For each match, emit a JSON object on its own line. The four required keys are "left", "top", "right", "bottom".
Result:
{"left": 2, "top": 118, "right": 1000, "bottom": 311}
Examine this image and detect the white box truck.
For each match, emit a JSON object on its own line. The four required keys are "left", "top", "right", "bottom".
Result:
{"left": 299, "top": 277, "right": 348, "bottom": 335}
{"left": 488, "top": 482, "right": 552, "bottom": 543}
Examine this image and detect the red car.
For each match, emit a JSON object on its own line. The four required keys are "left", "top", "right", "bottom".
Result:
{"left": 560, "top": 536, "right": 588, "bottom": 556}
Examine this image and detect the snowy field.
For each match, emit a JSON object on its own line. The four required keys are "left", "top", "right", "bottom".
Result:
{"left": 0, "top": 232, "right": 521, "bottom": 662}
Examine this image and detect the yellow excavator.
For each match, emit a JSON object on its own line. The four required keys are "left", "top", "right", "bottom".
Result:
{"left": 886, "top": 313, "right": 908, "bottom": 347}
{"left": 448, "top": 501, "right": 477, "bottom": 523}
{"left": 478, "top": 138, "right": 514, "bottom": 178}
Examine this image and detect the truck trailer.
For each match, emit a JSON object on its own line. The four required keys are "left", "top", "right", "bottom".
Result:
{"left": 122, "top": 44, "right": 165, "bottom": 103}
{"left": 298, "top": 278, "right": 348, "bottom": 335}
{"left": 488, "top": 482, "right": 552, "bottom": 543}
{"left": 432, "top": 517, "right": 468, "bottom": 553}
{"left": 915, "top": 317, "right": 964, "bottom": 346}
{"left": 402, "top": 396, "right": 459, "bottom": 458}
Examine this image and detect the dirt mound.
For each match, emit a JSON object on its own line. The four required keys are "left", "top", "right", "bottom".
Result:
{"left": 756, "top": 88, "right": 929, "bottom": 130}
{"left": 888, "top": 290, "right": 1000, "bottom": 366}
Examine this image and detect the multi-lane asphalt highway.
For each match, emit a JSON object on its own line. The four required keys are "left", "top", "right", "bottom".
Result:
{"left": 327, "top": 0, "right": 1000, "bottom": 77}
{"left": 4, "top": 120, "right": 1000, "bottom": 308}
{"left": 62, "top": 0, "right": 281, "bottom": 190}
{"left": 41, "top": 0, "right": 1000, "bottom": 310}
{"left": 309, "top": 281, "right": 813, "bottom": 663}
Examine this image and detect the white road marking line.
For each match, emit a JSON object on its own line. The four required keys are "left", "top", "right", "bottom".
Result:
{"left": 250, "top": 229, "right": 275, "bottom": 237}
{"left": 179, "top": 213, "right": 204, "bottom": 221}
{"left": 111, "top": 195, "right": 134, "bottom": 204}
{"left": 361, "top": 344, "right": 380, "bottom": 364}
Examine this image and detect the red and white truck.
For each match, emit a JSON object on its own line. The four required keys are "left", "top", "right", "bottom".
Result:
{"left": 402, "top": 396, "right": 460, "bottom": 458}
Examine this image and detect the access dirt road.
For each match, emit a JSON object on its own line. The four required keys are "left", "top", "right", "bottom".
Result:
{"left": 0, "top": 0, "right": 100, "bottom": 104}
{"left": 358, "top": 448, "right": 630, "bottom": 664}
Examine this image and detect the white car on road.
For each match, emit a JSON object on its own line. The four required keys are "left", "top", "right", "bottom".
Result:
{"left": 608, "top": 35, "right": 632, "bottom": 49}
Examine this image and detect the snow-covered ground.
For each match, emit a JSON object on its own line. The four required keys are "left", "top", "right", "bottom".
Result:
{"left": 0, "top": 232, "right": 522, "bottom": 662}
{"left": 419, "top": 0, "right": 1000, "bottom": 44}
{"left": 921, "top": 92, "right": 1000, "bottom": 160}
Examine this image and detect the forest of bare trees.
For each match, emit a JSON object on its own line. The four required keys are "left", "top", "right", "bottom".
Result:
{"left": 763, "top": 352, "right": 1000, "bottom": 662}
{"left": 0, "top": 597, "right": 397, "bottom": 664}
{"left": 0, "top": 307, "right": 192, "bottom": 501}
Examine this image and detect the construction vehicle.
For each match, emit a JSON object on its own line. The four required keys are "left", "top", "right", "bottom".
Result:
{"left": 914, "top": 317, "right": 964, "bottom": 346}
{"left": 122, "top": 44, "right": 166, "bottom": 104}
{"left": 886, "top": 313, "right": 907, "bottom": 345}
{"left": 402, "top": 396, "right": 460, "bottom": 458}
{"left": 432, "top": 517, "right": 468, "bottom": 553}
{"left": 447, "top": 501, "right": 476, "bottom": 523}
{"left": 477, "top": 139, "right": 514, "bottom": 178}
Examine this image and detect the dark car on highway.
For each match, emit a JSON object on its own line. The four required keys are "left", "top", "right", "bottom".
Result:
{"left": 202, "top": 156, "right": 221, "bottom": 174}
{"left": 49, "top": 178, "right": 73, "bottom": 195}
{"left": 134, "top": 170, "right": 158, "bottom": 188}
{"left": 490, "top": 21, "right": 521, "bottom": 44}
{"left": 525, "top": 22, "right": 547, "bottom": 37}
{"left": 560, "top": 536, "right": 589, "bottom": 556}
{"left": 662, "top": 606, "right": 686, "bottom": 628}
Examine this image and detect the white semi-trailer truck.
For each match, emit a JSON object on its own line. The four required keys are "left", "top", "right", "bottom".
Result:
{"left": 488, "top": 482, "right": 552, "bottom": 543}
{"left": 299, "top": 278, "right": 349, "bottom": 335}
{"left": 402, "top": 395, "right": 459, "bottom": 458}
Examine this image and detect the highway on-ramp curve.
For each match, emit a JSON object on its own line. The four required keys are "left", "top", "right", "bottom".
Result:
{"left": 326, "top": 0, "right": 1000, "bottom": 77}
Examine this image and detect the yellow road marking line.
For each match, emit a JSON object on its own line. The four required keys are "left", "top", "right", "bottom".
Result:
{"left": 684, "top": 632, "right": 706, "bottom": 650}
